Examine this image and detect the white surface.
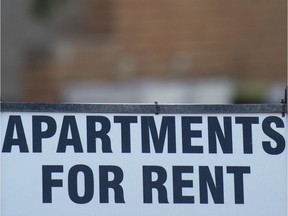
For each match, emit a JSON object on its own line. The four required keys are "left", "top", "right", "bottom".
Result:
{"left": 1, "top": 112, "right": 287, "bottom": 216}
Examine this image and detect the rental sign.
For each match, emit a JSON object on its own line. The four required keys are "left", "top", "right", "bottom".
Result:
{"left": 0, "top": 103, "right": 287, "bottom": 215}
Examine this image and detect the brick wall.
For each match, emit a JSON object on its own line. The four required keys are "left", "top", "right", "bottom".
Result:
{"left": 24, "top": 0, "right": 286, "bottom": 102}
{"left": 115, "top": 0, "right": 286, "bottom": 79}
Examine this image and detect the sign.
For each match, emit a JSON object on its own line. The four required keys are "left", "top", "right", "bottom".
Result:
{"left": 0, "top": 103, "right": 287, "bottom": 215}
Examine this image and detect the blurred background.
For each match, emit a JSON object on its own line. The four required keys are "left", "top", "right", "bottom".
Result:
{"left": 2, "top": 0, "right": 287, "bottom": 104}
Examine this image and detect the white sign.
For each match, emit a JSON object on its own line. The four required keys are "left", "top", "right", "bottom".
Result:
{"left": 1, "top": 108, "right": 287, "bottom": 215}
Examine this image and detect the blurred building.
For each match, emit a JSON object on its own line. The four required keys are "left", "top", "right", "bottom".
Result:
{"left": 2, "top": 0, "right": 286, "bottom": 103}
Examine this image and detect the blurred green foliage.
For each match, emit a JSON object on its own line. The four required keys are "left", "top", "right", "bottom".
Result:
{"left": 233, "top": 82, "right": 266, "bottom": 104}
{"left": 31, "top": 0, "right": 66, "bottom": 19}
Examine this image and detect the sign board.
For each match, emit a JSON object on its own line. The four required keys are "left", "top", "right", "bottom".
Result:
{"left": 0, "top": 103, "right": 287, "bottom": 216}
